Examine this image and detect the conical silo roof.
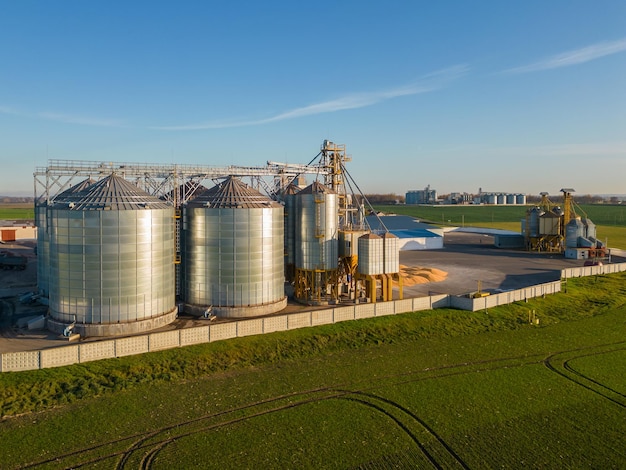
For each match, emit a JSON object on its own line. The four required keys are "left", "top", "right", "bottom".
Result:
{"left": 297, "top": 181, "right": 336, "bottom": 195}
{"left": 55, "top": 174, "right": 170, "bottom": 210}
{"left": 282, "top": 183, "right": 301, "bottom": 196}
{"left": 53, "top": 178, "right": 96, "bottom": 202}
{"left": 189, "top": 176, "right": 281, "bottom": 209}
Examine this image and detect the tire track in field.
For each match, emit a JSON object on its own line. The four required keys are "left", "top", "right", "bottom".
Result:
{"left": 19, "top": 352, "right": 549, "bottom": 469}
{"left": 564, "top": 354, "right": 626, "bottom": 399}
{"left": 543, "top": 341, "right": 626, "bottom": 409}
{"left": 337, "top": 390, "right": 469, "bottom": 469}
{"left": 119, "top": 356, "right": 536, "bottom": 469}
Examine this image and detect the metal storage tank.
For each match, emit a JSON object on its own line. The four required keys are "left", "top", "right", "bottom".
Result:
{"left": 506, "top": 194, "right": 515, "bottom": 205}
{"left": 382, "top": 232, "right": 400, "bottom": 274}
{"left": 282, "top": 183, "right": 300, "bottom": 282}
{"left": 37, "top": 178, "right": 95, "bottom": 297}
{"left": 539, "top": 212, "right": 561, "bottom": 235}
{"left": 293, "top": 181, "right": 339, "bottom": 303}
{"left": 565, "top": 218, "right": 585, "bottom": 248}
{"left": 35, "top": 201, "right": 49, "bottom": 297}
{"left": 339, "top": 230, "right": 369, "bottom": 258}
{"left": 486, "top": 194, "right": 497, "bottom": 205}
{"left": 496, "top": 194, "right": 505, "bottom": 205}
{"left": 582, "top": 218, "right": 597, "bottom": 240}
{"left": 294, "top": 181, "right": 338, "bottom": 270}
{"left": 47, "top": 174, "right": 177, "bottom": 337}
{"left": 182, "top": 176, "right": 286, "bottom": 318}
{"left": 527, "top": 207, "right": 544, "bottom": 237}
{"left": 516, "top": 194, "right": 526, "bottom": 205}
{"left": 357, "top": 233, "right": 383, "bottom": 275}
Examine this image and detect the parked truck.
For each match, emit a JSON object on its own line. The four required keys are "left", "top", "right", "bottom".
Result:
{"left": 0, "top": 251, "right": 27, "bottom": 270}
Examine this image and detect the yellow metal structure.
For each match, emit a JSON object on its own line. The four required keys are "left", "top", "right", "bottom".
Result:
{"left": 294, "top": 268, "right": 339, "bottom": 304}
{"left": 525, "top": 192, "right": 564, "bottom": 252}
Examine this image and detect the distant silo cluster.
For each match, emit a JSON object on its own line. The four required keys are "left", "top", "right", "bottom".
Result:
{"left": 480, "top": 193, "right": 526, "bottom": 205}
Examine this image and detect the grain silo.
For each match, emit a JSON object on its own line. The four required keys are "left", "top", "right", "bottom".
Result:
{"left": 565, "top": 217, "right": 585, "bottom": 248}
{"left": 46, "top": 174, "right": 177, "bottom": 337}
{"left": 282, "top": 183, "right": 300, "bottom": 283}
{"left": 357, "top": 233, "right": 383, "bottom": 275}
{"left": 293, "top": 181, "right": 339, "bottom": 303}
{"left": 182, "top": 176, "right": 286, "bottom": 318}
{"left": 382, "top": 232, "right": 400, "bottom": 274}
{"left": 37, "top": 178, "right": 95, "bottom": 298}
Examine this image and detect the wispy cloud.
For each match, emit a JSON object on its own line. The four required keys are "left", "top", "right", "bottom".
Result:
{"left": 0, "top": 105, "right": 125, "bottom": 127}
{"left": 1, "top": 65, "right": 468, "bottom": 131}
{"left": 503, "top": 37, "right": 626, "bottom": 74}
{"left": 152, "top": 65, "right": 469, "bottom": 131}
{"left": 36, "top": 112, "right": 124, "bottom": 127}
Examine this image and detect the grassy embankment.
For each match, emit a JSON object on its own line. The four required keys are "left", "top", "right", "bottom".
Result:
{"left": 375, "top": 204, "right": 626, "bottom": 249}
{"left": 0, "top": 273, "right": 625, "bottom": 468}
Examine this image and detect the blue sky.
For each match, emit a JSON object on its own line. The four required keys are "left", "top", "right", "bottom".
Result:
{"left": 1, "top": 1, "right": 625, "bottom": 197}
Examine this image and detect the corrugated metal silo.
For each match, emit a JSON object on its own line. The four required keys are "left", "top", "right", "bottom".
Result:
{"left": 382, "top": 232, "right": 400, "bottom": 274}
{"left": 182, "top": 176, "right": 286, "bottom": 317}
{"left": 506, "top": 194, "right": 515, "bottom": 205}
{"left": 527, "top": 207, "right": 543, "bottom": 237}
{"left": 357, "top": 233, "right": 383, "bottom": 275}
{"left": 516, "top": 194, "right": 526, "bottom": 205}
{"left": 283, "top": 183, "right": 300, "bottom": 282}
{"left": 539, "top": 212, "right": 561, "bottom": 235}
{"left": 294, "top": 181, "right": 338, "bottom": 270}
{"left": 496, "top": 194, "right": 505, "bottom": 205}
{"left": 293, "top": 181, "right": 339, "bottom": 303}
{"left": 35, "top": 202, "right": 49, "bottom": 297}
{"left": 565, "top": 218, "right": 585, "bottom": 248}
{"left": 582, "top": 218, "right": 596, "bottom": 240}
{"left": 47, "top": 174, "right": 177, "bottom": 336}
{"left": 37, "top": 178, "right": 95, "bottom": 297}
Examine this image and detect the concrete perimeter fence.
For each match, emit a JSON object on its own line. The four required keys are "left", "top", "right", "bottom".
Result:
{"left": 2, "top": 262, "right": 626, "bottom": 372}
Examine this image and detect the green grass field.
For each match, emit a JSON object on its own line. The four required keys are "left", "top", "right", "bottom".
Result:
{"left": 0, "top": 204, "right": 34, "bottom": 220}
{"left": 0, "top": 273, "right": 625, "bottom": 468}
{"left": 374, "top": 204, "right": 626, "bottom": 249}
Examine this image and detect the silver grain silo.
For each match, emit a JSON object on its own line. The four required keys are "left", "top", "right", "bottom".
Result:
{"left": 293, "top": 181, "right": 339, "bottom": 303}
{"left": 516, "top": 194, "right": 526, "bottom": 205}
{"left": 35, "top": 201, "right": 49, "bottom": 297}
{"left": 527, "top": 207, "right": 543, "bottom": 237}
{"left": 539, "top": 211, "right": 561, "bottom": 236}
{"left": 47, "top": 174, "right": 177, "bottom": 337}
{"left": 496, "top": 194, "right": 505, "bottom": 205}
{"left": 294, "top": 181, "right": 338, "bottom": 270}
{"left": 506, "top": 194, "right": 515, "bottom": 205}
{"left": 357, "top": 233, "right": 383, "bottom": 275}
{"left": 582, "top": 218, "right": 597, "bottom": 240}
{"left": 565, "top": 217, "right": 585, "bottom": 248}
{"left": 182, "top": 176, "right": 286, "bottom": 318}
{"left": 382, "top": 232, "right": 400, "bottom": 274}
{"left": 282, "top": 183, "right": 300, "bottom": 283}
{"left": 37, "top": 178, "right": 95, "bottom": 297}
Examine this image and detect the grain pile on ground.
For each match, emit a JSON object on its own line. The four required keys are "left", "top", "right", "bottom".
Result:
{"left": 396, "top": 264, "right": 448, "bottom": 286}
